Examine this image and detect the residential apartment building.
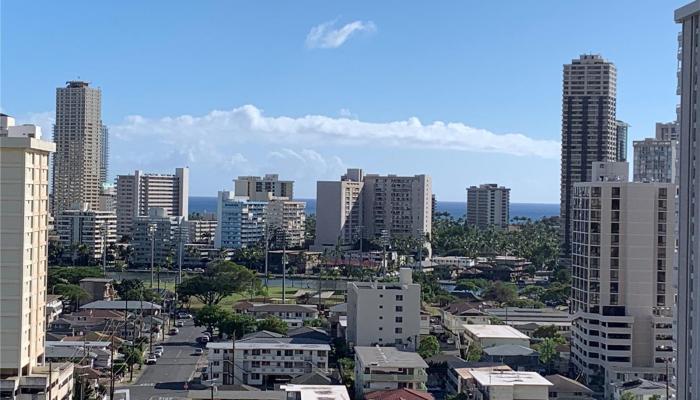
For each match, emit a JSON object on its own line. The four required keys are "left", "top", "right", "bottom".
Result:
{"left": 466, "top": 370, "right": 551, "bottom": 400}
{"left": 115, "top": 167, "right": 189, "bottom": 237}
{"left": 206, "top": 336, "right": 330, "bottom": 386}
{"left": 234, "top": 174, "right": 294, "bottom": 201}
{"left": 99, "top": 125, "right": 109, "bottom": 186}
{"left": 560, "top": 55, "right": 619, "bottom": 265}
{"left": 569, "top": 162, "right": 675, "bottom": 395}
{"left": 314, "top": 169, "right": 432, "bottom": 250}
{"left": 235, "top": 303, "right": 319, "bottom": 328}
{"left": 54, "top": 203, "right": 117, "bottom": 262}
{"left": 267, "top": 199, "right": 306, "bottom": 248}
{"left": 52, "top": 81, "right": 104, "bottom": 214}
{"left": 633, "top": 138, "right": 678, "bottom": 183}
{"left": 462, "top": 325, "right": 530, "bottom": 350}
{"left": 314, "top": 169, "right": 364, "bottom": 248}
{"left": 347, "top": 268, "right": 421, "bottom": 350}
{"left": 354, "top": 346, "right": 428, "bottom": 398}
{"left": 187, "top": 218, "right": 217, "bottom": 245}
{"left": 655, "top": 121, "right": 679, "bottom": 141}
{"left": 215, "top": 191, "right": 266, "bottom": 249}
{"left": 615, "top": 121, "right": 629, "bottom": 162}
{"left": 98, "top": 184, "right": 116, "bottom": 212}
{"left": 0, "top": 116, "right": 75, "bottom": 399}
{"left": 466, "top": 184, "right": 510, "bottom": 230}
{"left": 675, "top": 2, "right": 700, "bottom": 397}
{"left": 131, "top": 207, "right": 186, "bottom": 267}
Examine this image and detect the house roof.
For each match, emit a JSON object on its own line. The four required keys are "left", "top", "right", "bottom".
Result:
{"left": 81, "top": 300, "right": 161, "bottom": 310}
{"left": 289, "top": 371, "right": 332, "bottom": 385}
{"left": 208, "top": 337, "right": 330, "bottom": 351}
{"left": 79, "top": 278, "right": 113, "bottom": 283}
{"left": 442, "top": 300, "right": 485, "bottom": 315}
{"left": 252, "top": 304, "right": 318, "bottom": 313}
{"left": 469, "top": 370, "right": 552, "bottom": 387}
{"left": 483, "top": 344, "right": 535, "bottom": 357}
{"left": 365, "top": 388, "right": 434, "bottom": 400}
{"left": 241, "top": 330, "right": 287, "bottom": 339}
{"left": 46, "top": 294, "right": 63, "bottom": 303}
{"left": 329, "top": 303, "right": 347, "bottom": 313}
{"left": 462, "top": 324, "right": 530, "bottom": 340}
{"left": 545, "top": 375, "right": 593, "bottom": 394}
{"left": 45, "top": 346, "right": 97, "bottom": 359}
{"left": 288, "top": 327, "right": 331, "bottom": 342}
{"left": 355, "top": 346, "right": 428, "bottom": 369}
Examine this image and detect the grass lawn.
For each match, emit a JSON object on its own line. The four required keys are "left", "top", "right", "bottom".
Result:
{"left": 154, "top": 280, "right": 300, "bottom": 310}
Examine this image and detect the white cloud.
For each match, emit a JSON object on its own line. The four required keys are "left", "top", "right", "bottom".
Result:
{"left": 110, "top": 104, "right": 559, "bottom": 159}
{"left": 266, "top": 148, "right": 347, "bottom": 182}
{"left": 20, "top": 111, "right": 55, "bottom": 139}
{"left": 339, "top": 108, "right": 357, "bottom": 119}
{"left": 306, "top": 20, "right": 377, "bottom": 49}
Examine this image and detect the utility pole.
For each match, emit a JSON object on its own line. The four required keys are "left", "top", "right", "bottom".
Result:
{"left": 109, "top": 335, "right": 115, "bottom": 400}
{"left": 228, "top": 331, "right": 236, "bottom": 385}
{"left": 102, "top": 224, "right": 108, "bottom": 277}
{"left": 149, "top": 224, "right": 155, "bottom": 288}
{"left": 264, "top": 226, "right": 269, "bottom": 292}
{"left": 48, "top": 361, "right": 52, "bottom": 400}
{"left": 282, "top": 229, "right": 287, "bottom": 304}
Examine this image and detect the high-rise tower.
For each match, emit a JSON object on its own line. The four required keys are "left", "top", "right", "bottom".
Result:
{"left": 560, "top": 55, "right": 618, "bottom": 264}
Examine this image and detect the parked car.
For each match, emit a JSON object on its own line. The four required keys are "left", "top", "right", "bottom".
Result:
{"left": 169, "top": 327, "right": 179, "bottom": 335}
{"left": 197, "top": 336, "right": 210, "bottom": 344}
{"left": 154, "top": 349, "right": 163, "bottom": 358}
{"left": 176, "top": 320, "right": 185, "bottom": 327}
{"left": 146, "top": 355, "right": 157, "bottom": 364}
{"left": 154, "top": 346, "right": 164, "bottom": 352}
{"left": 194, "top": 348, "right": 204, "bottom": 355}
{"left": 177, "top": 312, "right": 193, "bottom": 319}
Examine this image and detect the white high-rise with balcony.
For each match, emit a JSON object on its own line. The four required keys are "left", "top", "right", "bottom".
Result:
{"left": 570, "top": 162, "right": 675, "bottom": 396}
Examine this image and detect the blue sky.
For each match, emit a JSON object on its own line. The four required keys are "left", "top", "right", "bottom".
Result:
{"left": 1, "top": 1, "right": 684, "bottom": 202}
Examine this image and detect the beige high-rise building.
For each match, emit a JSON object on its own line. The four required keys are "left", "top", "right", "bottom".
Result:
{"left": 675, "top": 2, "right": 700, "bottom": 397}
{"left": 51, "top": 80, "right": 103, "bottom": 214}
{"left": 267, "top": 199, "right": 306, "bottom": 248}
{"left": 570, "top": 162, "right": 675, "bottom": 396}
{"left": 0, "top": 116, "right": 75, "bottom": 399}
{"left": 466, "top": 183, "right": 510, "bottom": 230}
{"left": 560, "top": 55, "right": 618, "bottom": 264}
{"left": 55, "top": 203, "right": 117, "bottom": 262}
{"left": 314, "top": 169, "right": 431, "bottom": 250}
{"left": 234, "top": 174, "right": 294, "bottom": 201}
{"left": 115, "top": 167, "right": 189, "bottom": 237}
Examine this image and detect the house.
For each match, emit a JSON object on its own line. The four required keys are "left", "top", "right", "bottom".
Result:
{"left": 420, "top": 311, "right": 430, "bottom": 336}
{"left": 288, "top": 327, "right": 331, "bottom": 343}
{"left": 545, "top": 375, "right": 594, "bottom": 400}
{"left": 80, "top": 300, "right": 161, "bottom": 315}
{"left": 79, "top": 278, "right": 116, "bottom": 303}
{"left": 184, "top": 384, "right": 350, "bottom": 400}
{"left": 206, "top": 336, "right": 330, "bottom": 387}
{"left": 329, "top": 303, "right": 347, "bottom": 339}
{"left": 354, "top": 346, "right": 428, "bottom": 398}
{"left": 447, "top": 364, "right": 511, "bottom": 395}
{"left": 440, "top": 301, "right": 490, "bottom": 338}
{"left": 45, "top": 294, "right": 64, "bottom": 326}
{"left": 481, "top": 345, "right": 539, "bottom": 372}
{"left": 235, "top": 303, "right": 320, "bottom": 328}
{"left": 364, "top": 388, "right": 434, "bottom": 400}
{"left": 46, "top": 341, "right": 114, "bottom": 369}
{"left": 483, "top": 308, "right": 572, "bottom": 337}
{"left": 467, "top": 369, "right": 551, "bottom": 400}
{"left": 612, "top": 379, "right": 670, "bottom": 400}
{"left": 462, "top": 325, "right": 530, "bottom": 349}
{"left": 44, "top": 345, "right": 99, "bottom": 368}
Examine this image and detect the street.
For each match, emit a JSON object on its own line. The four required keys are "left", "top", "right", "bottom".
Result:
{"left": 120, "top": 318, "right": 205, "bottom": 400}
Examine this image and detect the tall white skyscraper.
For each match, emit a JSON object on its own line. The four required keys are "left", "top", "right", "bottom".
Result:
{"left": 570, "top": 162, "right": 675, "bottom": 396}
{"left": 115, "top": 167, "right": 189, "bottom": 237}
{"left": 52, "top": 81, "right": 104, "bottom": 214}
{"left": 675, "top": 2, "right": 700, "bottom": 397}
{"left": 214, "top": 192, "right": 267, "bottom": 249}
{"left": 560, "top": 55, "right": 618, "bottom": 264}
{"left": 1, "top": 115, "right": 75, "bottom": 398}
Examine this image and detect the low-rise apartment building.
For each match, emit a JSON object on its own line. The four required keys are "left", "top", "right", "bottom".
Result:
{"left": 484, "top": 307, "right": 572, "bottom": 337}
{"left": 235, "top": 303, "right": 320, "bottom": 328}
{"left": 267, "top": 199, "right": 306, "bottom": 249}
{"left": 462, "top": 325, "right": 530, "bottom": 350}
{"left": 467, "top": 369, "right": 551, "bottom": 400}
{"left": 54, "top": 203, "right": 117, "bottom": 262}
{"left": 354, "top": 346, "right": 428, "bottom": 398}
{"left": 347, "top": 269, "right": 421, "bottom": 350}
{"left": 440, "top": 301, "right": 490, "bottom": 338}
{"left": 206, "top": 336, "right": 330, "bottom": 387}
{"left": 132, "top": 207, "right": 186, "bottom": 267}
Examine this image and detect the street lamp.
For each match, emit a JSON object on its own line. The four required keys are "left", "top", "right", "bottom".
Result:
{"left": 148, "top": 224, "right": 156, "bottom": 288}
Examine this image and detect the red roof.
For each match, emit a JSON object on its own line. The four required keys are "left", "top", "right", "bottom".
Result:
{"left": 365, "top": 389, "right": 434, "bottom": 400}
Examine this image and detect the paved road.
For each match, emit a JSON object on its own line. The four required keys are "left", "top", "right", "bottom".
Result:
{"left": 121, "top": 318, "right": 206, "bottom": 400}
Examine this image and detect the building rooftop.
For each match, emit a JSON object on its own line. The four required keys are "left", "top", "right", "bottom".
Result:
{"left": 281, "top": 385, "right": 350, "bottom": 400}
{"left": 207, "top": 337, "right": 330, "bottom": 351}
{"left": 482, "top": 344, "right": 535, "bottom": 357}
{"left": 355, "top": 346, "right": 428, "bottom": 369}
{"left": 545, "top": 374, "right": 593, "bottom": 394}
{"left": 453, "top": 365, "right": 512, "bottom": 380}
{"left": 469, "top": 370, "right": 552, "bottom": 387}
{"left": 364, "top": 388, "right": 434, "bottom": 400}
{"left": 462, "top": 324, "right": 530, "bottom": 340}
{"left": 80, "top": 300, "right": 161, "bottom": 310}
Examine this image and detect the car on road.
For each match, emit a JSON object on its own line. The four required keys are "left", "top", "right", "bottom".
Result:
{"left": 177, "top": 312, "right": 193, "bottom": 319}
{"left": 154, "top": 346, "right": 164, "bottom": 352}
{"left": 154, "top": 348, "right": 164, "bottom": 357}
{"left": 169, "top": 327, "right": 179, "bottom": 335}
{"left": 197, "top": 335, "right": 209, "bottom": 344}
{"left": 176, "top": 320, "right": 185, "bottom": 327}
{"left": 194, "top": 348, "right": 204, "bottom": 355}
{"left": 146, "top": 354, "right": 157, "bottom": 364}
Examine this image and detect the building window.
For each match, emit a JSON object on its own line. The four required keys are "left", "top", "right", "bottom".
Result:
{"left": 395, "top": 327, "right": 403, "bottom": 334}
{"left": 395, "top": 317, "right": 403, "bottom": 323}
{"left": 396, "top": 306, "right": 403, "bottom": 312}
{"left": 396, "top": 295, "right": 403, "bottom": 301}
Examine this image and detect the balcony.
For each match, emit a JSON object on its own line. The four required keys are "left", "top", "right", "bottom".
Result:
{"left": 364, "top": 370, "right": 428, "bottom": 383}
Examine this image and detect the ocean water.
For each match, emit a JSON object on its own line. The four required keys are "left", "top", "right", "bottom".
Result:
{"left": 189, "top": 197, "right": 559, "bottom": 221}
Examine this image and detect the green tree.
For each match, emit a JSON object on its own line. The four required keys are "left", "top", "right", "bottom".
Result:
{"left": 121, "top": 345, "right": 144, "bottom": 381}
{"left": 465, "top": 341, "right": 482, "bottom": 362}
{"left": 541, "top": 282, "right": 570, "bottom": 305}
{"left": 482, "top": 281, "right": 518, "bottom": 305}
{"left": 218, "top": 313, "right": 257, "bottom": 339}
{"left": 418, "top": 336, "right": 440, "bottom": 359}
{"left": 257, "top": 316, "right": 288, "bottom": 335}
{"left": 620, "top": 392, "right": 636, "bottom": 400}
{"left": 532, "top": 325, "right": 560, "bottom": 339}
{"left": 194, "top": 305, "right": 229, "bottom": 333}
{"left": 54, "top": 284, "right": 89, "bottom": 311}
{"left": 303, "top": 318, "right": 328, "bottom": 328}
{"left": 177, "top": 261, "right": 256, "bottom": 306}
{"left": 536, "top": 337, "right": 559, "bottom": 374}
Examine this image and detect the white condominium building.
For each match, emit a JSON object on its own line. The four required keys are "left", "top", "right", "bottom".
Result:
{"left": 466, "top": 184, "right": 510, "bottom": 230}
{"left": 354, "top": 346, "right": 428, "bottom": 398}
{"left": 215, "top": 192, "right": 266, "bottom": 249}
{"left": 0, "top": 116, "right": 75, "bottom": 399}
{"left": 206, "top": 337, "right": 330, "bottom": 386}
{"left": 347, "top": 269, "right": 421, "bottom": 350}
{"left": 267, "top": 199, "right": 306, "bottom": 248}
{"left": 131, "top": 207, "right": 186, "bottom": 267}
{"left": 633, "top": 138, "right": 678, "bottom": 183}
{"left": 55, "top": 203, "right": 117, "bottom": 262}
{"left": 314, "top": 169, "right": 432, "bottom": 250}
{"left": 115, "top": 167, "right": 189, "bottom": 237}
{"left": 234, "top": 174, "right": 294, "bottom": 201}
{"left": 675, "top": 2, "right": 700, "bottom": 398}
{"left": 51, "top": 81, "right": 104, "bottom": 214}
{"left": 570, "top": 162, "right": 675, "bottom": 396}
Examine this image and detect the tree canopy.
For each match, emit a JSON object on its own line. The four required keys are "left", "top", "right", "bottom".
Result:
{"left": 418, "top": 336, "right": 440, "bottom": 359}
{"left": 177, "top": 260, "right": 257, "bottom": 306}
{"left": 257, "top": 316, "right": 288, "bottom": 335}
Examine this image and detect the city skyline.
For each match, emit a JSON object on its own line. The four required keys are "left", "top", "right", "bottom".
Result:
{"left": 2, "top": 1, "right": 683, "bottom": 202}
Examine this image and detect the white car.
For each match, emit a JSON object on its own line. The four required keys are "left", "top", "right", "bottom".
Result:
{"left": 154, "top": 346, "right": 164, "bottom": 352}
{"left": 194, "top": 348, "right": 204, "bottom": 356}
{"left": 154, "top": 349, "right": 163, "bottom": 358}
{"left": 146, "top": 355, "right": 157, "bottom": 365}
{"left": 176, "top": 321, "right": 185, "bottom": 327}
{"left": 169, "top": 327, "right": 179, "bottom": 335}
